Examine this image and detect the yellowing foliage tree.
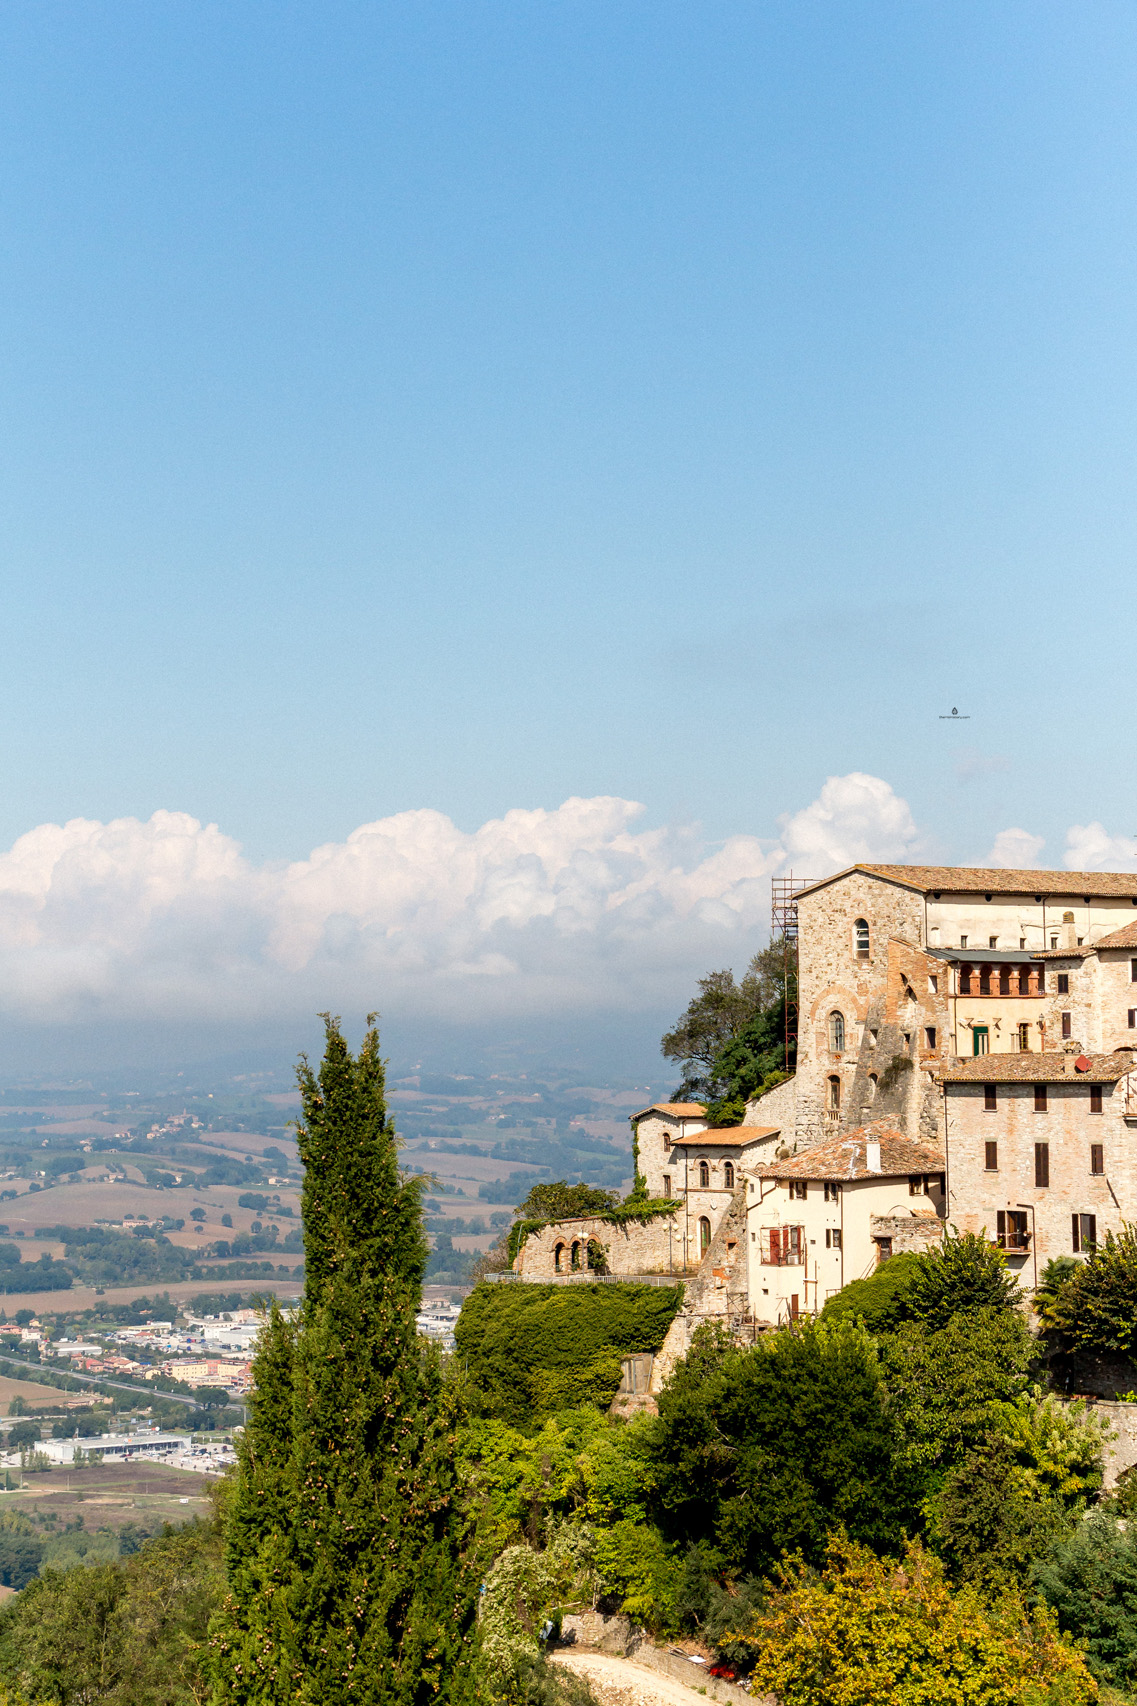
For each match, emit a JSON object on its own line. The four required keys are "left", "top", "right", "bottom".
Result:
{"left": 737, "top": 1536, "right": 1096, "bottom": 1706}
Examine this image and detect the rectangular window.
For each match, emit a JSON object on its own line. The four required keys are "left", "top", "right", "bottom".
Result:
{"left": 1130, "top": 1010, "right": 1137, "bottom": 1029}
{"left": 1062, "top": 1011, "right": 1072, "bottom": 1039}
{"left": 662, "top": 1174, "right": 671, "bottom": 1198}
{"left": 984, "top": 1083, "right": 997, "bottom": 1111}
{"left": 998, "top": 1209, "right": 1029, "bottom": 1251}
{"left": 1072, "top": 1213, "right": 1097, "bottom": 1254}
{"left": 825, "top": 1228, "right": 843, "bottom": 1250}
{"left": 973, "top": 1026, "right": 989, "bottom": 1056}
{"left": 960, "top": 935, "right": 968, "bottom": 948}
{"left": 1131, "top": 958, "right": 1137, "bottom": 982}
{"left": 1057, "top": 974, "right": 1069, "bottom": 994}
{"left": 1035, "top": 1142, "right": 1050, "bottom": 1188}
{"left": 789, "top": 1180, "right": 807, "bottom": 1201}
{"left": 989, "top": 936, "right": 998, "bottom": 948}
{"left": 925, "top": 1026, "right": 936, "bottom": 1049}
{"left": 823, "top": 1181, "right": 840, "bottom": 1202}
{"left": 929, "top": 974, "right": 938, "bottom": 993}
{"left": 909, "top": 1175, "right": 924, "bottom": 1196}
{"left": 1091, "top": 1085, "right": 1103, "bottom": 1114}
{"left": 1018, "top": 1022, "right": 1031, "bottom": 1052}
{"left": 1019, "top": 937, "right": 1026, "bottom": 949}
{"left": 985, "top": 1140, "right": 998, "bottom": 1171}
{"left": 1091, "top": 1143, "right": 1104, "bottom": 1176}
{"left": 1035, "top": 1084, "right": 1048, "bottom": 1112}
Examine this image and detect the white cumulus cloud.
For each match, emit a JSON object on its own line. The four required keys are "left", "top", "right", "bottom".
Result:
{"left": 775, "top": 773, "right": 919, "bottom": 876}
{"left": 1064, "top": 822, "right": 1137, "bottom": 873}
{"left": 979, "top": 828, "right": 1046, "bottom": 869}
{"left": 0, "top": 775, "right": 921, "bottom": 1029}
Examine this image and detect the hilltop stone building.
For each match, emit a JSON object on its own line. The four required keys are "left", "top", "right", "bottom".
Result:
{"left": 509, "top": 862, "right": 1137, "bottom": 1339}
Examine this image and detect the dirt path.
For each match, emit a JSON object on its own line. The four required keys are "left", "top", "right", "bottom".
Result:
{"left": 552, "top": 1651, "right": 741, "bottom": 1705}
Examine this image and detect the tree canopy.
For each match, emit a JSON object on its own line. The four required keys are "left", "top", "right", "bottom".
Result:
{"left": 212, "top": 1015, "right": 476, "bottom": 1705}
{"left": 660, "top": 937, "right": 795, "bottom": 1119}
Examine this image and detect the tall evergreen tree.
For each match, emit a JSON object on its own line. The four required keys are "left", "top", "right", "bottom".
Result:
{"left": 211, "top": 1016, "right": 475, "bottom": 1704}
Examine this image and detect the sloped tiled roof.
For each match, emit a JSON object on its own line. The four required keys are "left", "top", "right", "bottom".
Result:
{"left": 939, "top": 1052, "right": 1134, "bottom": 1084}
{"left": 670, "top": 1124, "right": 780, "bottom": 1149}
{"left": 629, "top": 1102, "right": 706, "bottom": 1121}
{"left": 754, "top": 1121, "right": 944, "bottom": 1182}
{"left": 1033, "top": 946, "right": 1094, "bottom": 959}
{"left": 1092, "top": 921, "right": 1137, "bottom": 951}
{"left": 796, "top": 864, "right": 1137, "bottom": 900}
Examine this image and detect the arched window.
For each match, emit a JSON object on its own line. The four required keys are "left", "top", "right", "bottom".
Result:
{"left": 554, "top": 1243, "right": 565, "bottom": 1273}
{"left": 854, "top": 918, "right": 870, "bottom": 958}
{"left": 570, "top": 1240, "right": 582, "bottom": 1271}
{"left": 828, "top": 1075, "right": 841, "bottom": 1111}
{"left": 828, "top": 1011, "right": 846, "bottom": 1053}
{"left": 699, "top": 1216, "right": 711, "bottom": 1256}
{"left": 698, "top": 1159, "right": 710, "bottom": 1188}
{"left": 723, "top": 1160, "right": 735, "bottom": 1189}
{"left": 867, "top": 1073, "right": 877, "bottom": 1102}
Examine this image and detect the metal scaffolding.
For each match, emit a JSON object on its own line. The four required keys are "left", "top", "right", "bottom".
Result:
{"left": 771, "top": 874, "right": 814, "bottom": 1073}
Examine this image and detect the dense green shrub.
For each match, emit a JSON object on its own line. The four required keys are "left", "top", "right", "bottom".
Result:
{"left": 455, "top": 1282, "right": 682, "bottom": 1424}
{"left": 819, "top": 1252, "right": 923, "bottom": 1332}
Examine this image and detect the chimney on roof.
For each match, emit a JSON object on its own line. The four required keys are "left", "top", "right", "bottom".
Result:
{"left": 1061, "top": 910, "right": 1077, "bottom": 951}
{"left": 865, "top": 1139, "right": 881, "bottom": 1173}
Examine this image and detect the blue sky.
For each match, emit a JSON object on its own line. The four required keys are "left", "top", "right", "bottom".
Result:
{"left": 0, "top": 2, "right": 1135, "bottom": 1064}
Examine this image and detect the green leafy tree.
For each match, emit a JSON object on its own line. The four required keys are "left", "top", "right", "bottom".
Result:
{"left": 904, "top": 1230, "right": 1021, "bottom": 1330}
{"left": 1035, "top": 1507, "right": 1137, "bottom": 1688}
{"left": 515, "top": 1183, "right": 619, "bottom": 1221}
{"left": 926, "top": 1434, "right": 1070, "bottom": 1593}
{"left": 735, "top": 1535, "right": 1096, "bottom": 1706}
{"left": 211, "top": 1016, "right": 475, "bottom": 1705}
{"left": 661, "top": 938, "right": 795, "bottom": 1107}
{"left": 884, "top": 1308, "right": 1035, "bottom": 1484}
{"left": 0, "top": 1518, "right": 223, "bottom": 1706}
{"left": 1046, "top": 1222, "right": 1137, "bottom": 1357}
{"left": 647, "top": 1320, "right": 916, "bottom": 1577}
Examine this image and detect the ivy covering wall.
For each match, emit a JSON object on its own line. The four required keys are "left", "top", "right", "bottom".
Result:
{"left": 455, "top": 1281, "right": 683, "bottom": 1424}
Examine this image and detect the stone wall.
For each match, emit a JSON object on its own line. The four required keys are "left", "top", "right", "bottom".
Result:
{"left": 943, "top": 1072, "right": 1137, "bottom": 1277}
{"left": 512, "top": 1210, "right": 686, "bottom": 1280}
{"left": 650, "top": 1186, "right": 749, "bottom": 1394}
{"left": 795, "top": 873, "right": 926, "bottom": 1149}
{"left": 744, "top": 1073, "right": 797, "bottom": 1136}
{"left": 869, "top": 1213, "right": 945, "bottom": 1256}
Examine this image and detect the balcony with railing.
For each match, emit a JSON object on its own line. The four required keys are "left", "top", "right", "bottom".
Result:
{"left": 762, "top": 1226, "right": 805, "bottom": 1266}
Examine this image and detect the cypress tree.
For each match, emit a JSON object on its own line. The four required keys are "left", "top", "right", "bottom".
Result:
{"left": 211, "top": 1016, "right": 475, "bottom": 1704}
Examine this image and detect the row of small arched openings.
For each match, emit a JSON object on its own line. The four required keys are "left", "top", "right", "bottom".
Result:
{"left": 553, "top": 1238, "right": 605, "bottom": 1273}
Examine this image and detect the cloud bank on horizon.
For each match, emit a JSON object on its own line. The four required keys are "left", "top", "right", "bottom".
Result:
{"left": 0, "top": 775, "right": 1132, "bottom": 1028}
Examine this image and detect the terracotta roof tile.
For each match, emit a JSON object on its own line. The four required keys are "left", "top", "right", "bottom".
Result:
{"left": 1033, "top": 947, "right": 1094, "bottom": 959}
{"left": 1091, "top": 921, "right": 1137, "bottom": 950}
{"left": 629, "top": 1102, "right": 706, "bottom": 1121}
{"left": 796, "top": 864, "right": 1137, "bottom": 901}
{"left": 754, "top": 1121, "right": 945, "bottom": 1182}
{"left": 939, "top": 1051, "right": 1135, "bottom": 1084}
{"left": 670, "top": 1124, "right": 780, "bottom": 1148}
